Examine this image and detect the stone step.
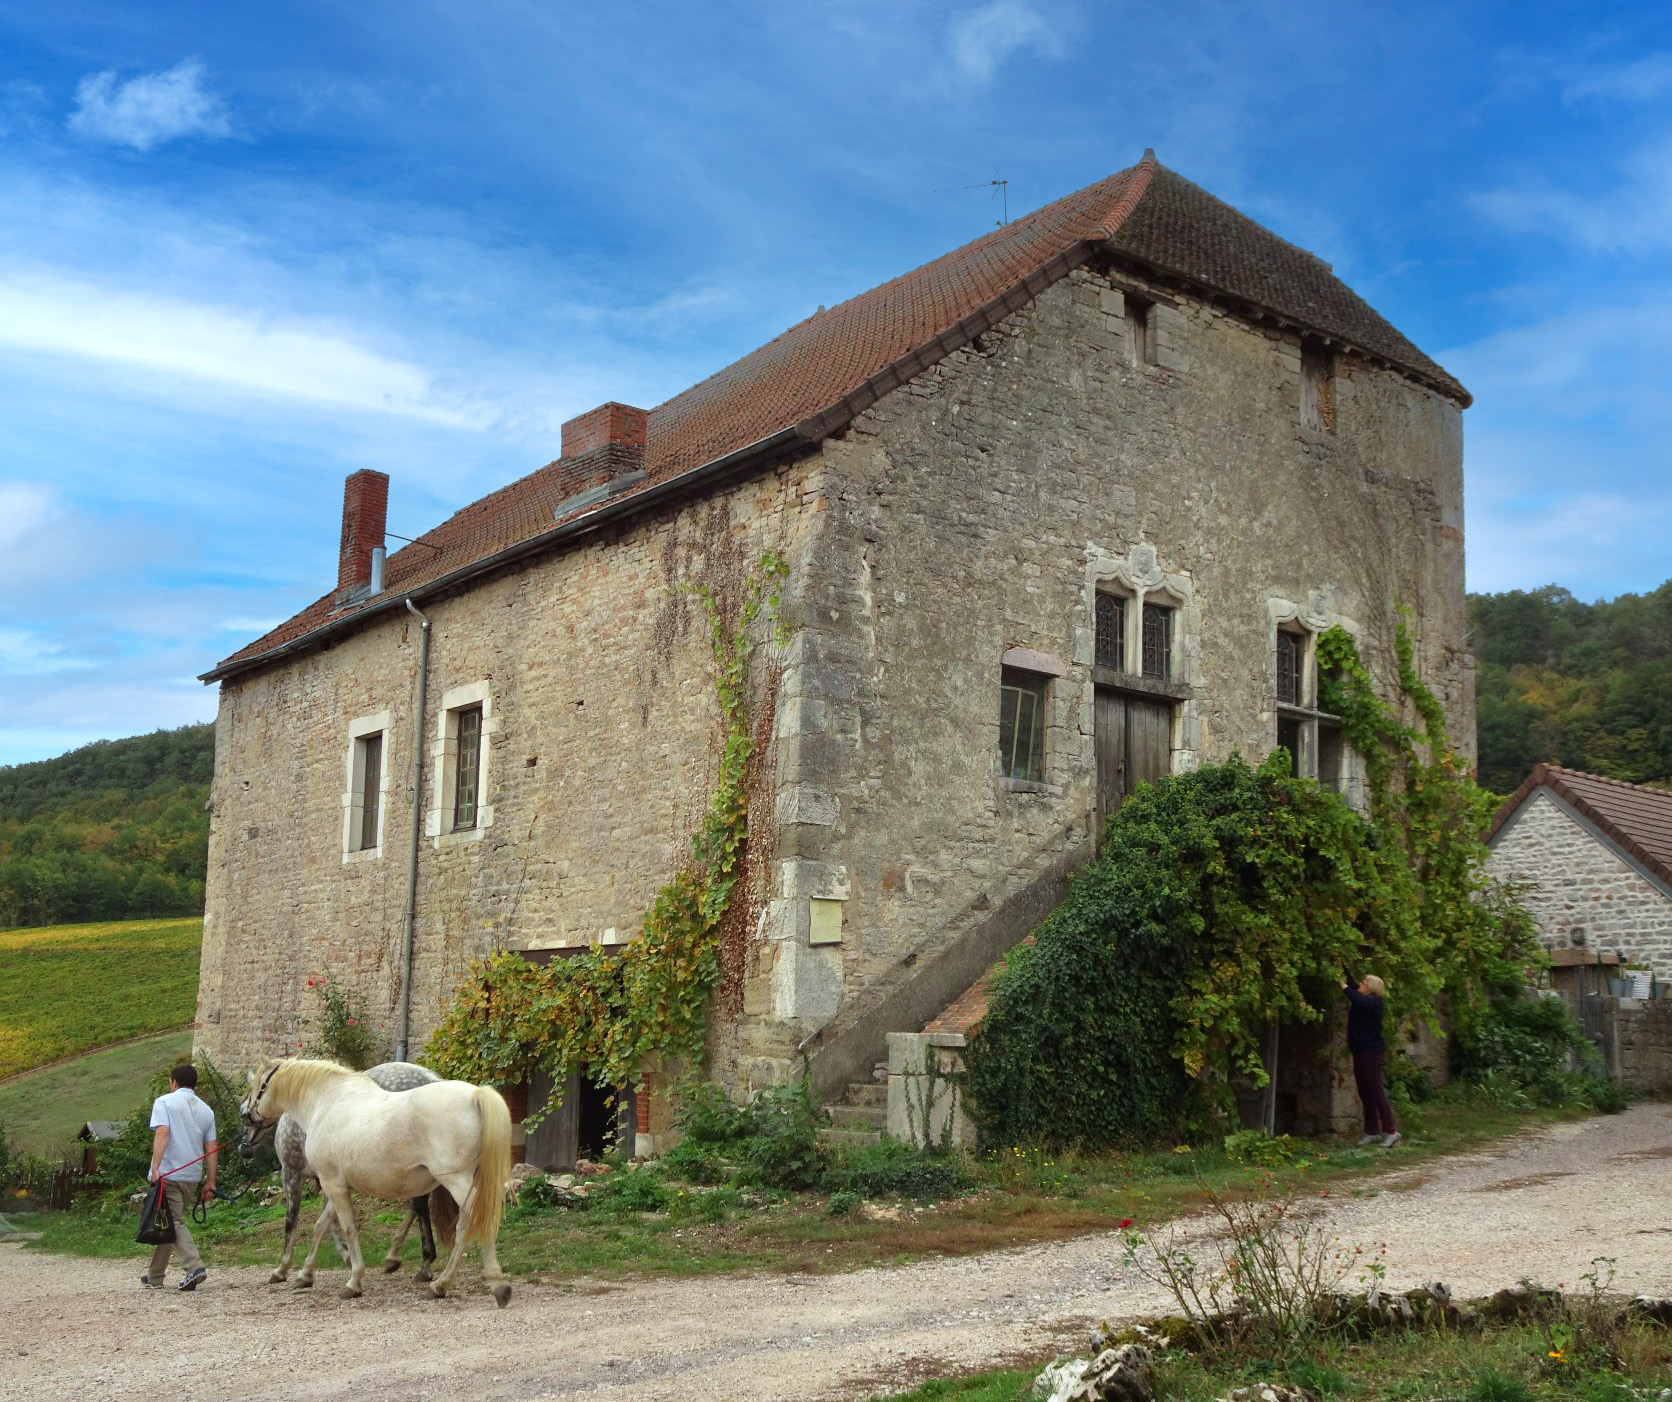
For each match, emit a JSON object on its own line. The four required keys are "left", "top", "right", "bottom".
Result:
{"left": 826, "top": 1104, "right": 886, "bottom": 1131}
{"left": 839, "top": 1081, "right": 887, "bottom": 1109}
{"left": 819, "top": 1126, "right": 883, "bottom": 1150}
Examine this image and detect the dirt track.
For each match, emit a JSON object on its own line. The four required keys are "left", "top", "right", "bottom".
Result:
{"left": 3, "top": 1105, "right": 1669, "bottom": 1402}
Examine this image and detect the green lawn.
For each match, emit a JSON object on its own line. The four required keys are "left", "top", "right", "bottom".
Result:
{"left": 0, "top": 917, "right": 202, "bottom": 1079}
{"left": 0, "top": 1027, "right": 195, "bottom": 1153}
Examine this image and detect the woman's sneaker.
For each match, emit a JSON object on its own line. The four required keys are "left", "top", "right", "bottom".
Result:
{"left": 1381, "top": 1131, "right": 1401, "bottom": 1148}
{"left": 139, "top": 1274, "right": 162, "bottom": 1288}
{"left": 1357, "top": 1134, "right": 1379, "bottom": 1146}
{"left": 177, "top": 1266, "right": 207, "bottom": 1291}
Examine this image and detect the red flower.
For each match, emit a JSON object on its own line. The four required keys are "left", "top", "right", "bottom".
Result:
{"left": 346, "top": 1018, "right": 357, "bottom": 1026}
{"left": 306, "top": 978, "right": 316, "bottom": 987}
{"left": 1118, "top": 1218, "right": 1134, "bottom": 1228}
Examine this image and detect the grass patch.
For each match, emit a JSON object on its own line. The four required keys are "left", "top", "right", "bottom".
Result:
{"left": 0, "top": 917, "right": 202, "bottom": 1078}
{"left": 872, "top": 1320, "right": 1672, "bottom": 1401}
{"left": 0, "top": 1027, "right": 194, "bottom": 1152}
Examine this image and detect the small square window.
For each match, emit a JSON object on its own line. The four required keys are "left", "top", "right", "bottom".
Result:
{"left": 452, "top": 705, "right": 483, "bottom": 831}
{"left": 998, "top": 669, "right": 1047, "bottom": 783}
{"left": 354, "top": 732, "right": 383, "bottom": 852}
{"left": 1141, "top": 603, "right": 1173, "bottom": 679}
{"left": 1094, "top": 592, "right": 1126, "bottom": 671}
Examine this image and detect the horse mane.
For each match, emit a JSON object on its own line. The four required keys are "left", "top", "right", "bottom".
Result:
{"left": 269, "top": 1057, "right": 363, "bottom": 1103}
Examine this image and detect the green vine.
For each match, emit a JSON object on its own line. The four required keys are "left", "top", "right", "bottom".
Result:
{"left": 424, "top": 551, "right": 789, "bottom": 1103}
{"left": 1317, "top": 616, "right": 1540, "bottom": 1037}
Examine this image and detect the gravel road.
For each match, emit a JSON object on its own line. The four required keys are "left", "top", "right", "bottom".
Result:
{"left": 3, "top": 1105, "right": 1669, "bottom": 1402}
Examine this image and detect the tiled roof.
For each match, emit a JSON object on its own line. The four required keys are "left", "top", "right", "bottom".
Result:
{"left": 207, "top": 152, "right": 1467, "bottom": 682}
{"left": 1491, "top": 763, "right": 1672, "bottom": 892}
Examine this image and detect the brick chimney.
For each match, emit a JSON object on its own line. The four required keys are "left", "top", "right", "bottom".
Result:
{"left": 557, "top": 402, "right": 647, "bottom": 497}
{"left": 337, "top": 469, "right": 389, "bottom": 600}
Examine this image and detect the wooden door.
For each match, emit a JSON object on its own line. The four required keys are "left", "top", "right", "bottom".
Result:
{"left": 1095, "top": 688, "right": 1173, "bottom": 838}
{"left": 525, "top": 1068, "right": 581, "bottom": 1171}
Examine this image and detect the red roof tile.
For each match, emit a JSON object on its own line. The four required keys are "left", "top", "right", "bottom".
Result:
{"left": 206, "top": 152, "right": 1467, "bottom": 682}
{"left": 1491, "top": 763, "right": 1672, "bottom": 892}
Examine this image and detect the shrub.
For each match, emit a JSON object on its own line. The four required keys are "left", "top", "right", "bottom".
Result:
{"left": 668, "top": 1184, "right": 743, "bottom": 1224}
{"left": 590, "top": 1167, "right": 671, "bottom": 1215}
{"left": 674, "top": 1081, "right": 753, "bottom": 1144}
{"left": 826, "top": 1139, "right": 976, "bottom": 1202}
{"left": 1222, "top": 1130, "right": 1304, "bottom": 1167}
{"left": 826, "top": 1190, "right": 859, "bottom": 1217}
{"left": 303, "top": 975, "right": 382, "bottom": 1070}
{"left": 736, "top": 1079, "right": 827, "bottom": 1191}
{"left": 661, "top": 1136, "right": 731, "bottom": 1186}
{"left": 1455, "top": 989, "right": 1599, "bottom": 1108}
{"left": 1582, "top": 1076, "right": 1630, "bottom": 1115}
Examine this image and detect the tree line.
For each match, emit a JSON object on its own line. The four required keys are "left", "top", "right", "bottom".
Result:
{"left": 0, "top": 725, "right": 213, "bottom": 928}
{"left": 1469, "top": 579, "right": 1672, "bottom": 794}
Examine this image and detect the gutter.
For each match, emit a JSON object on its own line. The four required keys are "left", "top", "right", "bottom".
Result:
{"left": 394, "top": 597, "right": 431, "bottom": 1062}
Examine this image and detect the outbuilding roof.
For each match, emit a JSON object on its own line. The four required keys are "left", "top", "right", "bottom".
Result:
{"left": 1490, "top": 763, "right": 1672, "bottom": 893}
{"left": 206, "top": 151, "right": 1467, "bottom": 683}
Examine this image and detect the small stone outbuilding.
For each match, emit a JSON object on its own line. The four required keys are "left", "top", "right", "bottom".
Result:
{"left": 1487, "top": 763, "right": 1672, "bottom": 992}
{"left": 196, "top": 151, "right": 1474, "bottom": 1155}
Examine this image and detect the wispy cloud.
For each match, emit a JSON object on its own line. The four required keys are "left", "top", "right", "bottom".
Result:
{"left": 1561, "top": 52, "right": 1672, "bottom": 105}
{"left": 947, "top": 1, "right": 1063, "bottom": 84}
{"left": 0, "top": 482, "right": 58, "bottom": 550}
{"left": 0, "top": 272, "right": 484, "bottom": 426}
{"left": 1470, "top": 135, "right": 1672, "bottom": 255}
{"left": 0, "top": 81, "right": 49, "bottom": 139}
{"left": 68, "top": 57, "right": 232, "bottom": 152}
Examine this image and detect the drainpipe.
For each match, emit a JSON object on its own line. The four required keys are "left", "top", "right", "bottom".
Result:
{"left": 396, "top": 597, "right": 431, "bottom": 1061}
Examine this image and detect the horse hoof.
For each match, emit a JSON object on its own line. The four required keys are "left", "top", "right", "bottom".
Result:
{"left": 429, "top": 1282, "right": 448, "bottom": 1299}
{"left": 383, "top": 1259, "right": 402, "bottom": 1274}
{"left": 493, "top": 1283, "right": 512, "bottom": 1310}
{"left": 268, "top": 1270, "right": 288, "bottom": 1284}
{"left": 415, "top": 1269, "right": 433, "bottom": 1283}
{"left": 293, "top": 1278, "right": 314, "bottom": 1290}
{"left": 339, "top": 1286, "right": 362, "bottom": 1300}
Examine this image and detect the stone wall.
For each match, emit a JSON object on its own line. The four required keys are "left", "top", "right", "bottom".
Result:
{"left": 1615, "top": 999, "right": 1672, "bottom": 1095}
{"left": 199, "top": 460, "right": 833, "bottom": 1132}
{"left": 772, "top": 257, "right": 1470, "bottom": 1083}
{"left": 1487, "top": 791, "right": 1672, "bottom": 980}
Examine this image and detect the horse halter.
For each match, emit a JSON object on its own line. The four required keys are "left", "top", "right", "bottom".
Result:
{"left": 241, "top": 1063, "right": 284, "bottom": 1132}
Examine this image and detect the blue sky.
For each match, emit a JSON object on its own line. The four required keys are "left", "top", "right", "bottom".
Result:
{"left": 1, "top": 1, "right": 1669, "bottom": 766}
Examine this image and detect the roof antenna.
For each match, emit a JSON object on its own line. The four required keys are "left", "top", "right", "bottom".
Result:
{"left": 934, "top": 168, "right": 1009, "bottom": 226}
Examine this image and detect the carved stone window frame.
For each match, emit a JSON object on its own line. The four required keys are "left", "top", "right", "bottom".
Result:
{"left": 1078, "top": 542, "right": 1201, "bottom": 771}
{"left": 1267, "top": 592, "right": 1362, "bottom": 807}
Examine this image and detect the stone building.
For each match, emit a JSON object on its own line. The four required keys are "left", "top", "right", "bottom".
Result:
{"left": 1487, "top": 763, "right": 1672, "bottom": 990}
{"left": 197, "top": 151, "right": 1473, "bottom": 1153}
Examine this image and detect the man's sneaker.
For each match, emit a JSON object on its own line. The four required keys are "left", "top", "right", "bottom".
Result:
{"left": 1381, "top": 1131, "right": 1402, "bottom": 1149}
{"left": 177, "top": 1266, "right": 207, "bottom": 1292}
{"left": 139, "top": 1274, "right": 162, "bottom": 1288}
{"left": 1357, "top": 1134, "right": 1379, "bottom": 1146}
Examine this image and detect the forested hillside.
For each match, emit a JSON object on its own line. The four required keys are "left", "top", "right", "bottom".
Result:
{"left": 1470, "top": 582, "right": 1672, "bottom": 794}
{"left": 0, "top": 725, "right": 213, "bottom": 928}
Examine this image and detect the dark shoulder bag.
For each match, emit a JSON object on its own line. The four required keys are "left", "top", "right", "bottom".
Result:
{"left": 135, "top": 1179, "right": 176, "bottom": 1245}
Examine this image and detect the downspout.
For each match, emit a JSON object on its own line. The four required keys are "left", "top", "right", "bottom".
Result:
{"left": 396, "top": 597, "right": 431, "bottom": 1061}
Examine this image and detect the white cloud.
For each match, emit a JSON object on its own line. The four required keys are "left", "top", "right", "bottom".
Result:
{"left": 68, "top": 58, "right": 232, "bottom": 152}
{"left": 1466, "top": 492, "right": 1672, "bottom": 597}
{"left": 0, "top": 482, "right": 58, "bottom": 550}
{"left": 0, "top": 272, "right": 485, "bottom": 427}
{"left": 0, "top": 626, "right": 93, "bottom": 675}
{"left": 948, "top": 1, "right": 1062, "bottom": 84}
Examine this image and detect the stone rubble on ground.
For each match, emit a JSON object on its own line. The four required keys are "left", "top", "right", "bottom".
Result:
{"left": 1032, "top": 1344, "right": 1154, "bottom": 1402}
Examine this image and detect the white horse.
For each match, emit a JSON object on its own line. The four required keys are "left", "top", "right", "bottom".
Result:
{"left": 236, "top": 1060, "right": 458, "bottom": 1284}
{"left": 242, "top": 1057, "right": 512, "bottom": 1306}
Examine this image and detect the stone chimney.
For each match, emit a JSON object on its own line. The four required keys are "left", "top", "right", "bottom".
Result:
{"left": 337, "top": 469, "right": 389, "bottom": 601}
{"left": 557, "top": 402, "right": 647, "bottom": 498}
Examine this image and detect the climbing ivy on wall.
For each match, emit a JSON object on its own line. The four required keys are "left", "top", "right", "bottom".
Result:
{"left": 1316, "top": 618, "right": 1542, "bottom": 1040}
{"left": 424, "top": 551, "right": 788, "bottom": 1101}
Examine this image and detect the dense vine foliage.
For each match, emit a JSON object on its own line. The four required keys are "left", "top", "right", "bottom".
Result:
{"left": 964, "top": 755, "right": 1424, "bottom": 1150}
{"left": 424, "top": 553, "right": 786, "bottom": 1099}
{"left": 969, "top": 619, "right": 1546, "bottom": 1150}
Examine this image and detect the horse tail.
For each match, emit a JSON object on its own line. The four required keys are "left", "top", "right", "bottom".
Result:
{"left": 463, "top": 1085, "right": 512, "bottom": 1246}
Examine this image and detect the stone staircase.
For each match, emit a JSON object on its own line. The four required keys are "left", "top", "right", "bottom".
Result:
{"left": 820, "top": 1074, "right": 886, "bottom": 1149}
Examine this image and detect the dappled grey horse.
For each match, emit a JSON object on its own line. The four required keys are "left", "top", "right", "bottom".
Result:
{"left": 238, "top": 1060, "right": 457, "bottom": 1283}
